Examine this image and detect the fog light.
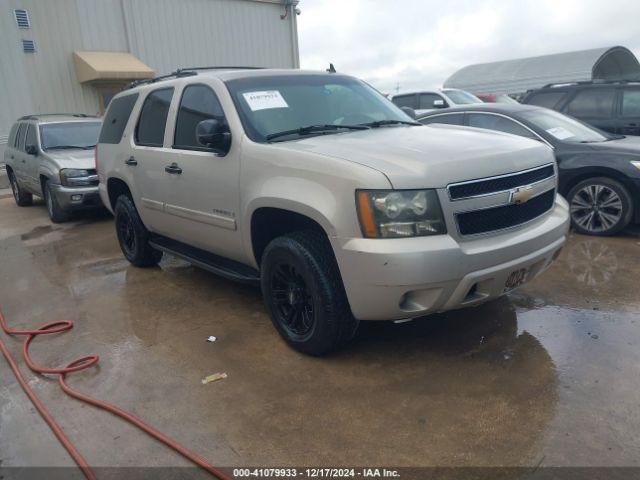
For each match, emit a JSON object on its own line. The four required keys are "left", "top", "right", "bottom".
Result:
{"left": 71, "top": 194, "right": 82, "bottom": 201}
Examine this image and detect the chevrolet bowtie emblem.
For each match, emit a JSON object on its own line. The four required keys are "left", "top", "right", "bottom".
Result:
{"left": 510, "top": 185, "right": 534, "bottom": 204}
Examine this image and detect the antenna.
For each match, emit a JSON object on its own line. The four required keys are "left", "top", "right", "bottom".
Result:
{"left": 327, "top": 63, "right": 336, "bottom": 74}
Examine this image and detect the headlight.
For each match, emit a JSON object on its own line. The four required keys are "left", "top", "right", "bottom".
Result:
{"left": 59, "top": 169, "right": 95, "bottom": 187}
{"left": 356, "top": 189, "right": 446, "bottom": 238}
{"left": 631, "top": 161, "right": 640, "bottom": 171}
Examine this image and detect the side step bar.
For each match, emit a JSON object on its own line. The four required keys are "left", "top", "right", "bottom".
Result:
{"left": 149, "top": 234, "right": 260, "bottom": 285}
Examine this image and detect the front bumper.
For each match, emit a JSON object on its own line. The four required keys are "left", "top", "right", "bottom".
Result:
{"left": 332, "top": 196, "right": 570, "bottom": 321}
{"left": 49, "top": 184, "right": 102, "bottom": 210}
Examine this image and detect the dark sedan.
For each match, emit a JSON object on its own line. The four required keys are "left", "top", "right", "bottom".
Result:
{"left": 418, "top": 104, "right": 640, "bottom": 236}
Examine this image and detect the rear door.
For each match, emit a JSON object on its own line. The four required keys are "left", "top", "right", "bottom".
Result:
{"left": 23, "top": 123, "right": 41, "bottom": 193}
{"left": 11, "top": 123, "right": 28, "bottom": 182}
{"left": 130, "top": 87, "right": 175, "bottom": 234}
{"left": 619, "top": 87, "right": 640, "bottom": 136}
{"left": 4, "top": 123, "right": 19, "bottom": 170}
{"left": 561, "top": 87, "right": 617, "bottom": 134}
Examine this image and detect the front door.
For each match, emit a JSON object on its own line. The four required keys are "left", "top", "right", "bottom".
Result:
{"left": 161, "top": 83, "right": 242, "bottom": 262}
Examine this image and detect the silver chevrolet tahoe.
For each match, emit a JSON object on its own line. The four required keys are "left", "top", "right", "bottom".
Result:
{"left": 4, "top": 114, "right": 102, "bottom": 222}
{"left": 97, "top": 68, "right": 570, "bottom": 355}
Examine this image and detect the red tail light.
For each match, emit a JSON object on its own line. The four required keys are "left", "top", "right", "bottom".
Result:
{"left": 94, "top": 145, "right": 99, "bottom": 172}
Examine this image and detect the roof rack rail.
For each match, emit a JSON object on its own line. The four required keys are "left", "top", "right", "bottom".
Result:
{"left": 542, "top": 79, "right": 640, "bottom": 88}
{"left": 125, "top": 66, "right": 265, "bottom": 90}
{"left": 19, "top": 113, "right": 94, "bottom": 120}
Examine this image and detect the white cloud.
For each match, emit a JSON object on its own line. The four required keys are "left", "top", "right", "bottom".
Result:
{"left": 297, "top": 0, "right": 640, "bottom": 93}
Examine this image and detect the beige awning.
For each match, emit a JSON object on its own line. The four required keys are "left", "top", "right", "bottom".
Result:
{"left": 73, "top": 51, "right": 154, "bottom": 83}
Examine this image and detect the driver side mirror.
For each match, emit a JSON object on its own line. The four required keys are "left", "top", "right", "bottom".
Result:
{"left": 196, "top": 119, "right": 231, "bottom": 155}
{"left": 433, "top": 99, "right": 446, "bottom": 108}
{"left": 401, "top": 106, "right": 416, "bottom": 119}
{"left": 25, "top": 144, "right": 38, "bottom": 155}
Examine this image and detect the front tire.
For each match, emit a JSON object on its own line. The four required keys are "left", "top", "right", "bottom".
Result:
{"left": 567, "top": 177, "right": 633, "bottom": 236}
{"left": 8, "top": 170, "right": 33, "bottom": 207}
{"left": 44, "top": 181, "right": 70, "bottom": 223}
{"left": 260, "top": 230, "right": 358, "bottom": 355}
{"left": 114, "top": 195, "right": 163, "bottom": 267}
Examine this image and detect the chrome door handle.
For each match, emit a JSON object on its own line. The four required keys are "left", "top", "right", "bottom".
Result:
{"left": 125, "top": 156, "right": 137, "bottom": 166}
{"left": 165, "top": 163, "right": 182, "bottom": 175}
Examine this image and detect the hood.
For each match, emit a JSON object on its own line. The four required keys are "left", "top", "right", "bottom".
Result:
{"left": 586, "top": 135, "right": 640, "bottom": 157}
{"left": 44, "top": 149, "right": 96, "bottom": 169}
{"left": 278, "top": 124, "right": 554, "bottom": 189}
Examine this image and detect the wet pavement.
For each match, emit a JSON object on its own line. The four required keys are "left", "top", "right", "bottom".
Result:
{"left": 1, "top": 197, "right": 639, "bottom": 474}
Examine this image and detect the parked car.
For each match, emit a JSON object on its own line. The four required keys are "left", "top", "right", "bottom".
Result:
{"left": 390, "top": 88, "right": 482, "bottom": 115}
{"left": 97, "top": 67, "right": 568, "bottom": 355}
{"left": 521, "top": 80, "right": 640, "bottom": 136}
{"left": 418, "top": 104, "right": 640, "bottom": 236}
{"left": 477, "top": 93, "right": 520, "bottom": 104}
{"left": 4, "top": 114, "right": 102, "bottom": 222}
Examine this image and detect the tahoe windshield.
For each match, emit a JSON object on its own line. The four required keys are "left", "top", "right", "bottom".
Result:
{"left": 225, "top": 74, "right": 415, "bottom": 143}
{"left": 520, "top": 109, "right": 613, "bottom": 143}
{"left": 40, "top": 122, "right": 102, "bottom": 150}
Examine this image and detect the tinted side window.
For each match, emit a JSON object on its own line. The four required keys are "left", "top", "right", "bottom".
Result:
{"left": 526, "top": 91, "right": 566, "bottom": 109}
{"left": 135, "top": 88, "right": 174, "bottom": 147}
{"left": 174, "top": 85, "right": 226, "bottom": 150}
{"left": 420, "top": 113, "right": 464, "bottom": 126}
{"left": 621, "top": 89, "right": 640, "bottom": 117}
{"left": 99, "top": 93, "right": 139, "bottom": 144}
{"left": 566, "top": 89, "right": 615, "bottom": 118}
{"left": 419, "top": 93, "right": 445, "bottom": 109}
{"left": 8, "top": 123, "right": 19, "bottom": 148}
{"left": 14, "top": 123, "right": 26, "bottom": 150}
{"left": 25, "top": 124, "right": 37, "bottom": 149}
{"left": 467, "top": 113, "right": 535, "bottom": 138}
{"left": 392, "top": 94, "right": 417, "bottom": 109}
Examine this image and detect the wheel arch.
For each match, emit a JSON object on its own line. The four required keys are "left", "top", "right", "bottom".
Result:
{"left": 106, "top": 177, "right": 133, "bottom": 210}
{"left": 248, "top": 203, "right": 334, "bottom": 267}
{"left": 560, "top": 166, "right": 636, "bottom": 198}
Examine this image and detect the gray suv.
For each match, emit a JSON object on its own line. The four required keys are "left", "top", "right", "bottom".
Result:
{"left": 4, "top": 114, "right": 102, "bottom": 222}
{"left": 97, "top": 68, "right": 569, "bottom": 355}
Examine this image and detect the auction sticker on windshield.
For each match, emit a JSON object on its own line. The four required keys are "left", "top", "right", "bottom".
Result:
{"left": 243, "top": 91, "right": 289, "bottom": 111}
{"left": 546, "top": 126, "right": 574, "bottom": 140}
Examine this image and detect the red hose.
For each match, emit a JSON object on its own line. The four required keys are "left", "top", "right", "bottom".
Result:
{"left": 0, "top": 310, "right": 232, "bottom": 480}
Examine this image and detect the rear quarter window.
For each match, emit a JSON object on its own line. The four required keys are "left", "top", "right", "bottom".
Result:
{"left": 419, "top": 113, "right": 464, "bottom": 125}
{"left": 7, "top": 123, "right": 19, "bottom": 148}
{"left": 525, "top": 91, "right": 567, "bottom": 109}
{"left": 99, "top": 93, "right": 139, "bottom": 144}
{"left": 565, "top": 88, "right": 615, "bottom": 118}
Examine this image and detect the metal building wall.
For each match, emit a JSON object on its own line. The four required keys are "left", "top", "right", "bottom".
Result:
{"left": 0, "top": 0, "right": 299, "bottom": 158}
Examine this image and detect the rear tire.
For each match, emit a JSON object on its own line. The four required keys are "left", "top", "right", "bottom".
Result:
{"left": 43, "top": 181, "right": 70, "bottom": 223}
{"left": 567, "top": 177, "right": 633, "bottom": 236}
{"left": 8, "top": 170, "right": 33, "bottom": 207}
{"left": 114, "top": 195, "right": 163, "bottom": 267}
{"left": 261, "top": 230, "right": 358, "bottom": 355}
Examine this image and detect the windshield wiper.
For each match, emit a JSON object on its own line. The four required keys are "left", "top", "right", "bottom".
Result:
{"left": 45, "top": 144, "right": 96, "bottom": 150}
{"left": 360, "top": 119, "right": 421, "bottom": 128}
{"left": 266, "top": 124, "right": 369, "bottom": 141}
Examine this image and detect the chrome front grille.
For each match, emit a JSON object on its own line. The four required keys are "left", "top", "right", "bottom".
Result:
{"left": 448, "top": 164, "right": 555, "bottom": 200}
{"left": 444, "top": 164, "right": 557, "bottom": 236}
